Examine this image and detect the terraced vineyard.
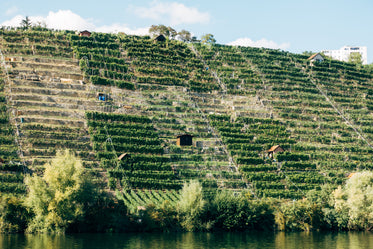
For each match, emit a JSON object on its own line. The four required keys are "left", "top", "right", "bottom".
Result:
{"left": 1, "top": 28, "right": 373, "bottom": 204}
{"left": 0, "top": 60, "right": 25, "bottom": 196}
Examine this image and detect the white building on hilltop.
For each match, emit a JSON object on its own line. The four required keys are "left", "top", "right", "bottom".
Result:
{"left": 322, "top": 46, "right": 368, "bottom": 65}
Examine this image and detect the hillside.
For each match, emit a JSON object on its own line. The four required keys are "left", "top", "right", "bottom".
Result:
{"left": 1, "top": 29, "right": 373, "bottom": 205}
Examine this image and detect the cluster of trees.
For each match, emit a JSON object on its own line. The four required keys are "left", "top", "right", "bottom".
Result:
{"left": 149, "top": 24, "right": 194, "bottom": 42}
{"left": 19, "top": 16, "right": 47, "bottom": 31}
{"left": 148, "top": 24, "right": 216, "bottom": 44}
{"left": 2, "top": 151, "right": 373, "bottom": 233}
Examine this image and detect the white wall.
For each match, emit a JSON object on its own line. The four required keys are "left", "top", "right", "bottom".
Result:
{"left": 322, "top": 46, "right": 368, "bottom": 65}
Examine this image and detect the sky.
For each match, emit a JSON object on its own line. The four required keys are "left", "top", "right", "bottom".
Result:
{"left": 1, "top": 0, "right": 372, "bottom": 63}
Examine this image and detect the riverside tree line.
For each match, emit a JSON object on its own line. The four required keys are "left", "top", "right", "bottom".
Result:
{"left": 1, "top": 150, "right": 373, "bottom": 233}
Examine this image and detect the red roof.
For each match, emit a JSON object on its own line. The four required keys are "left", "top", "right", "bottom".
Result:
{"left": 308, "top": 53, "right": 323, "bottom": 60}
{"left": 267, "top": 145, "right": 284, "bottom": 152}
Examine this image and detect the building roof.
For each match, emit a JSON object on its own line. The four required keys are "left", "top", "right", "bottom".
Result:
{"left": 176, "top": 134, "right": 193, "bottom": 138}
{"left": 153, "top": 34, "right": 166, "bottom": 41}
{"left": 307, "top": 53, "right": 323, "bottom": 61}
{"left": 347, "top": 172, "right": 355, "bottom": 178}
{"left": 118, "top": 153, "right": 130, "bottom": 160}
{"left": 79, "top": 30, "right": 91, "bottom": 34}
{"left": 79, "top": 30, "right": 91, "bottom": 37}
{"left": 267, "top": 145, "right": 283, "bottom": 152}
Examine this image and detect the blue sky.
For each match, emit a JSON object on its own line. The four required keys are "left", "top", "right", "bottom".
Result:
{"left": 1, "top": 0, "right": 372, "bottom": 63}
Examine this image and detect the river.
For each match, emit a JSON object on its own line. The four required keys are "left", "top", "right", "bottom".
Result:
{"left": 1, "top": 231, "right": 373, "bottom": 249}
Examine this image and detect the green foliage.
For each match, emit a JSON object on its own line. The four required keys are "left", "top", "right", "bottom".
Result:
{"left": 306, "top": 184, "right": 340, "bottom": 230}
{"left": 348, "top": 52, "right": 363, "bottom": 66}
{"left": 0, "top": 196, "right": 30, "bottom": 233}
{"left": 178, "top": 29, "right": 192, "bottom": 42}
{"left": 201, "top": 34, "right": 216, "bottom": 44}
{"left": 276, "top": 152, "right": 310, "bottom": 162}
{"left": 90, "top": 76, "right": 135, "bottom": 90}
{"left": 333, "top": 171, "right": 373, "bottom": 230}
{"left": 20, "top": 16, "right": 32, "bottom": 30}
{"left": 211, "top": 191, "right": 274, "bottom": 231}
{"left": 177, "top": 180, "right": 206, "bottom": 231}
{"left": 143, "top": 201, "right": 179, "bottom": 232}
{"left": 149, "top": 25, "right": 176, "bottom": 39}
{"left": 274, "top": 199, "right": 324, "bottom": 231}
{"left": 24, "top": 150, "right": 97, "bottom": 233}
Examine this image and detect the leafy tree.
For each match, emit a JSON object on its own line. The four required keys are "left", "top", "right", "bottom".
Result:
{"left": 168, "top": 27, "right": 177, "bottom": 40}
{"left": 201, "top": 33, "right": 216, "bottom": 44}
{"left": 306, "top": 184, "right": 340, "bottom": 230}
{"left": 20, "top": 16, "right": 32, "bottom": 30}
{"left": 25, "top": 150, "right": 97, "bottom": 233}
{"left": 32, "top": 21, "right": 48, "bottom": 31}
{"left": 302, "top": 51, "right": 316, "bottom": 57}
{"left": 177, "top": 180, "right": 206, "bottom": 231}
{"left": 191, "top": 36, "right": 198, "bottom": 43}
{"left": 333, "top": 171, "right": 373, "bottom": 230}
{"left": 178, "top": 29, "right": 192, "bottom": 42}
{"left": 211, "top": 190, "right": 274, "bottom": 231}
{"left": 148, "top": 24, "right": 176, "bottom": 39}
{"left": 274, "top": 198, "right": 324, "bottom": 231}
{"left": 348, "top": 52, "right": 363, "bottom": 65}
{"left": 0, "top": 196, "right": 30, "bottom": 233}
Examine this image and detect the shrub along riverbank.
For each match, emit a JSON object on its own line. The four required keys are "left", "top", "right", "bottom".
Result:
{"left": 1, "top": 150, "right": 373, "bottom": 233}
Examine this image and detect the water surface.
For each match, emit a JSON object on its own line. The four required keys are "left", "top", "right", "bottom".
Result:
{"left": 2, "top": 231, "right": 373, "bottom": 249}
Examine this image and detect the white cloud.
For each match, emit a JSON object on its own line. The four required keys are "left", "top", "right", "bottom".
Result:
{"left": 5, "top": 6, "right": 18, "bottom": 16}
{"left": 228, "top": 38, "right": 290, "bottom": 50}
{"left": 45, "top": 10, "right": 95, "bottom": 30}
{"left": 0, "top": 10, "right": 94, "bottom": 30}
{"left": 96, "top": 24, "right": 149, "bottom": 36}
{"left": 132, "top": 1, "right": 210, "bottom": 26}
{"left": 1, "top": 15, "right": 23, "bottom": 27}
{"left": 0, "top": 10, "right": 149, "bottom": 35}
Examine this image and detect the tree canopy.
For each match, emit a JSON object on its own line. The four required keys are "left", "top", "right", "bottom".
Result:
{"left": 20, "top": 16, "right": 32, "bottom": 30}
{"left": 149, "top": 25, "right": 177, "bottom": 39}
{"left": 333, "top": 171, "right": 373, "bottom": 230}
{"left": 178, "top": 29, "right": 192, "bottom": 42}
{"left": 348, "top": 52, "right": 363, "bottom": 65}
{"left": 25, "top": 150, "right": 96, "bottom": 233}
{"left": 201, "top": 34, "right": 216, "bottom": 45}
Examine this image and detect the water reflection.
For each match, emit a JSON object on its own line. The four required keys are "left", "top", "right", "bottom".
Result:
{"left": 1, "top": 231, "right": 373, "bottom": 249}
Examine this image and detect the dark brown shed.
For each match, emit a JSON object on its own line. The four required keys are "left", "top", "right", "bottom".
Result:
{"left": 176, "top": 134, "right": 193, "bottom": 146}
{"left": 154, "top": 34, "right": 166, "bottom": 42}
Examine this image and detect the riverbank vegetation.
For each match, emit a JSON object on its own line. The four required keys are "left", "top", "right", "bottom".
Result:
{"left": 2, "top": 151, "right": 373, "bottom": 234}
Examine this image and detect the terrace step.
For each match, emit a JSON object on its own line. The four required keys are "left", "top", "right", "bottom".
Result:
{"left": 12, "top": 100, "right": 112, "bottom": 113}
{"left": 16, "top": 116, "right": 86, "bottom": 127}
{"left": 10, "top": 60, "right": 80, "bottom": 73}
{"left": 11, "top": 79, "right": 88, "bottom": 91}
{"left": 9, "top": 69, "right": 82, "bottom": 80}
{"left": 9, "top": 86, "right": 93, "bottom": 98}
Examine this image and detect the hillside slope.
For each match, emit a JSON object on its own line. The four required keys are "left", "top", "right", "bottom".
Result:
{"left": 1, "top": 29, "right": 373, "bottom": 201}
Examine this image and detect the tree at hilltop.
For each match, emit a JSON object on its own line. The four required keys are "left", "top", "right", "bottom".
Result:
{"left": 20, "top": 16, "right": 32, "bottom": 30}
{"left": 178, "top": 29, "right": 192, "bottom": 42}
{"left": 348, "top": 52, "right": 363, "bottom": 66}
{"left": 201, "top": 33, "right": 216, "bottom": 45}
{"left": 149, "top": 24, "right": 177, "bottom": 39}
